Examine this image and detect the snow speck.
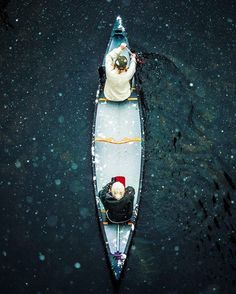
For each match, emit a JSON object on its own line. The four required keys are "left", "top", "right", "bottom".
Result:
{"left": 189, "top": 83, "right": 193, "bottom": 87}
{"left": 55, "top": 179, "right": 61, "bottom": 186}
{"left": 174, "top": 246, "right": 179, "bottom": 251}
{"left": 58, "top": 115, "right": 65, "bottom": 123}
{"left": 74, "top": 262, "right": 81, "bottom": 269}
{"left": 69, "top": 180, "right": 81, "bottom": 193}
{"left": 71, "top": 162, "right": 78, "bottom": 170}
{"left": 58, "top": 92, "right": 63, "bottom": 97}
{"left": 2, "top": 251, "right": 7, "bottom": 257}
{"left": 33, "top": 162, "right": 38, "bottom": 167}
{"left": 39, "top": 252, "right": 45, "bottom": 261}
{"left": 79, "top": 207, "right": 90, "bottom": 219}
{"left": 122, "top": 0, "right": 131, "bottom": 6}
{"left": 47, "top": 215, "right": 58, "bottom": 227}
{"left": 26, "top": 196, "right": 33, "bottom": 204}
{"left": 15, "top": 159, "right": 21, "bottom": 168}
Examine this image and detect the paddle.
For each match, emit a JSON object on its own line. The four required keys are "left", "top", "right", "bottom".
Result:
{"left": 126, "top": 46, "right": 145, "bottom": 65}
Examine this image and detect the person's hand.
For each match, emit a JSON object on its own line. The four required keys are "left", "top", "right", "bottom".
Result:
{"left": 120, "top": 43, "right": 127, "bottom": 50}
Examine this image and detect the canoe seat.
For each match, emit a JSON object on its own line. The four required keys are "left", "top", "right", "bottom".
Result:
{"left": 100, "top": 208, "right": 132, "bottom": 225}
{"left": 106, "top": 212, "right": 132, "bottom": 224}
{"left": 100, "top": 209, "right": 108, "bottom": 223}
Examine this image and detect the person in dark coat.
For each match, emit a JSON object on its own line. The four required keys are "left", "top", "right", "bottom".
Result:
{"left": 99, "top": 178, "right": 135, "bottom": 223}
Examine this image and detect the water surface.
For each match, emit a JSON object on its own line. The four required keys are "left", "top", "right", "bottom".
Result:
{"left": 0, "top": 0, "right": 235, "bottom": 293}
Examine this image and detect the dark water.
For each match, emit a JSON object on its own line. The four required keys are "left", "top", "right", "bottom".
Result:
{"left": 0, "top": 0, "right": 235, "bottom": 293}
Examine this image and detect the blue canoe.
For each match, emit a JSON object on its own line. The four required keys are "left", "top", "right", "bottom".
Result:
{"left": 92, "top": 16, "right": 145, "bottom": 280}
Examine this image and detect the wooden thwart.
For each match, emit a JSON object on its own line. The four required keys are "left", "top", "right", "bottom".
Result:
{"left": 95, "top": 137, "right": 141, "bottom": 144}
{"left": 102, "top": 221, "right": 134, "bottom": 226}
{"left": 98, "top": 97, "right": 138, "bottom": 102}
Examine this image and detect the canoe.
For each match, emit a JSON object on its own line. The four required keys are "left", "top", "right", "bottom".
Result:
{"left": 92, "top": 16, "right": 145, "bottom": 280}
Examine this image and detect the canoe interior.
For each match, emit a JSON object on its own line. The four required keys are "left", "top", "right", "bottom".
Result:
{"left": 95, "top": 99, "right": 142, "bottom": 195}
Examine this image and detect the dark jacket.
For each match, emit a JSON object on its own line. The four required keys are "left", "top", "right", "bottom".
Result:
{"left": 99, "top": 182, "right": 135, "bottom": 222}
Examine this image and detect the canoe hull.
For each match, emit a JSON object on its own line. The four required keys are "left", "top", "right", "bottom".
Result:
{"left": 92, "top": 16, "right": 144, "bottom": 280}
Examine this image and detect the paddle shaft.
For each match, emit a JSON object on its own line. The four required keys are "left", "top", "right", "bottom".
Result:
{"left": 126, "top": 47, "right": 132, "bottom": 55}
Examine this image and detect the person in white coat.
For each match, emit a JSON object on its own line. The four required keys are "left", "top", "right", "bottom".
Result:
{"left": 104, "top": 43, "right": 136, "bottom": 102}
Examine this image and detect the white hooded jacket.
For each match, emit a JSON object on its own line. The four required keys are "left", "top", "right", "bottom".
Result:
{"left": 104, "top": 47, "right": 136, "bottom": 102}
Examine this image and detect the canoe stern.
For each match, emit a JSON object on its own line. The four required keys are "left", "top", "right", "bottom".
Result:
{"left": 108, "top": 251, "right": 127, "bottom": 280}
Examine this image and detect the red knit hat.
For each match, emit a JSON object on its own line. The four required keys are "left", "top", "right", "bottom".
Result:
{"left": 114, "top": 176, "right": 126, "bottom": 187}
